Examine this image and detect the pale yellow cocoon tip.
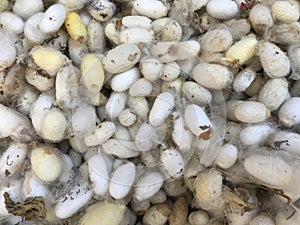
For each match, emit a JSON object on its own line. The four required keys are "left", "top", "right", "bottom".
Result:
{"left": 225, "top": 36, "right": 258, "bottom": 65}
{"left": 0, "top": 0, "right": 9, "bottom": 12}
{"left": 79, "top": 203, "right": 126, "bottom": 225}
{"left": 81, "top": 53, "right": 105, "bottom": 93}
{"left": 30, "top": 47, "right": 67, "bottom": 76}
{"left": 65, "top": 12, "right": 87, "bottom": 43}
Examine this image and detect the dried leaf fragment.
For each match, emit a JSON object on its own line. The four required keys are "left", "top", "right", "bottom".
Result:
{"left": 4, "top": 192, "right": 47, "bottom": 220}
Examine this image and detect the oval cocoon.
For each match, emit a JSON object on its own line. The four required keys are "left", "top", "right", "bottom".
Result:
{"left": 81, "top": 53, "right": 105, "bottom": 93}
{"left": 149, "top": 92, "right": 175, "bottom": 127}
{"left": 244, "top": 154, "right": 293, "bottom": 187}
{"left": 134, "top": 171, "right": 164, "bottom": 201}
{"left": 192, "top": 63, "right": 233, "bottom": 90}
{"left": 109, "top": 162, "right": 136, "bottom": 199}
{"left": 184, "top": 104, "right": 213, "bottom": 140}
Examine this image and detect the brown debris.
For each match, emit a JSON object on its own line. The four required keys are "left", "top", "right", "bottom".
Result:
{"left": 4, "top": 192, "right": 47, "bottom": 220}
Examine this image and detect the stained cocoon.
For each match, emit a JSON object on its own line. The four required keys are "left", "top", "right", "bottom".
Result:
{"left": 184, "top": 104, "right": 213, "bottom": 140}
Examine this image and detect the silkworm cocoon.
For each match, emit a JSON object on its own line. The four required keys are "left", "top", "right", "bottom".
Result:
{"left": 30, "top": 93, "right": 54, "bottom": 135}
{"left": 41, "top": 108, "right": 67, "bottom": 142}
{"left": 24, "top": 13, "right": 52, "bottom": 45}
{"left": 270, "top": 22, "right": 300, "bottom": 46}
{"left": 184, "top": 104, "right": 213, "bottom": 140}
{"left": 26, "top": 67, "right": 54, "bottom": 92}
{"left": 271, "top": 1, "right": 299, "bottom": 24}
{"left": 105, "top": 92, "right": 127, "bottom": 119}
{"left": 233, "top": 68, "right": 257, "bottom": 93}
{"left": 56, "top": 65, "right": 78, "bottom": 110}
{"left": 150, "top": 41, "right": 179, "bottom": 63}
{"left": 39, "top": 4, "right": 66, "bottom": 34}
{"left": 104, "top": 21, "right": 120, "bottom": 45}
{"left": 31, "top": 146, "right": 63, "bottom": 182}
{"left": 113, "top": 124, "right": 132, "bottom": 141}
{"left": 65, "top": 12, "right": 87, "bottom": 43}
{"left": 88, "top": 155, "right": 109, "bottom": 196}
{"left": 250, "top": 215, "right": 275, "bottom": 225}
{"left": 160, "top": 62, "right": 180, "bottom": 81}
{"left": 160, "top": 148, "right": 184, "bottom": 179}
{"left": 87, "top": 0, "right": 116, "bottom": 22}
{"left": 23, "top": 172, "right": 51, "bottom": 200}
{"left": 224, "top": 121, "right": 242, "bottom": 143}
{"left": 139, "top": 56, "right": 164, "bottom": 81}
{"left": 129, "top": 78, "right": 153, "bottom": 97}
{"left": 224, "top": 19, "right": 251, "bottom": 41}
{"left": 143, "top": 204, "right": 170, "bottom": 225}
{"left": 258, "top": 78, "right": 288, "bottom": 111}
{"left": 192, "top": 63, "right": 233, "bottom": 90}
{"left": 182, "top": 81, "right": 212, "bottom": 105}
{"left": 150, "top": 190, "right": 167, "bottom": 204}
{"left": 278, "top": 97, "right": 300, "bottom": 127}
{"left": 194, "top": 169, "right": 224, "bottom": 210}
{"left": 268, "top": 131, "right": 300, "bottom": 156}
{"left": 0, "top": 104, "right": 33, "bottom": 142}
{"left": 103, "top": 139, "right": 139, "bottom": 158}
{"left": 87, "top": 19, "right": 105, "bottom": 53}
{"left": 81, "top": 53, "right": 105, "bottom": 93}
{"left": 188, "top": 210, "right": 210, "bottom": 225}
{"left": 234, "top": 101, "right": 271, "bottom": 123}
{"left": 122, "top": 15, "right": 152, "bottom": 29}
{"left": 13, "top": 0, "right": 43, "bottom": 19}
{"left": 160, "top": 20, "right": 182, "bottom": 41}
{"left": 109, "top": 162, "right": 136, "bottom": 199}
{"left": 214, "top": 143, "right": 238, "bottom": 169}
{"left": 55, "top": 181, "right": 93, "bottom": 219}
{"left": 149, "top": 92, "right": 175, "bottom": 127}
{"left": 84, "top": 122, "right": 116, "bottom": 146}
{"left": 135, "top": 122, "right": 156, "bottom": 151}
{"left": 176, "top": 40, "right": 201, "bottom": 61}
{"left": 30, "top": 46, "right": 68, "bottom": 76}
{"left": 258, "top": 42, "right": 290, "bottom": 78}
{"left": 172, "top": 114, "right": 194, "bottom": 151}
{"left": 249, "top": 4, "right": 274, "bottom": 35}
{"left": 276, "top": 205, "right": 300, "bottom": 225}
{"left": 288, "top": 45, "right": 300, "bottom": 80}
{"left": 15, "top": 86, "right": 39, "bottom": 116}
{"left": 102, "top": 43, "right": 141, "bottom": 73}
{"left": 168, "top": 197, "right": 188, "bottom": 225}
{"left": 68, "top": 38, "right": 89, "bottom": 66}
{"left": 0, "top": 32, "right": 16, "bottom": 70}
{"left": 244, "top": 154, "right": 293, "bottom": 187}
{"left": 133, "top": 0, "right": 168, "bottom": 19}
{"left": 120, "top": 27, "right": 154, "bottom": 44}
{"left": 58, "top": 154, "right": 75, "bottom": 183}
{"left": 239, "top": 123, "right": 275, "bottom": 146}
{"left": 79, "top": 203, "right": 127, "bottom": 225}
{"left": 58, "top": 0, "right": 87, "bottom": 11}
{"left": 134, "top": 171, "right": 164, "bottom": 201}
{"left": 111, "top": 67, "right": 140, "bottom": 92}
{"left": 118, "top": 108, "right": 137, "bottom": 127}
{"left": 0, "top": 0, "right": 9, "bottom": 13}
{"left": 0, "top": 12, "right": 24, "bottom": 34}
{"left": 225, "top": 36, "right": 258, "bottom": 66}
{"left": 161, "top": 78, "right": 183, "bottom": 95}
{"left": 152, "top": 17, "right": 171, "bottom": 33}
{"left": 127, "top": 96, "right": 150, "bottom": 120}
{"left": 0, "top": 143, "right": 27, "bottom": 177}
{"left": 206, "top": 0, "right": 238, "bottom": 20}
{"left": 201, "top": 25, "right": 233, "bottom": 53}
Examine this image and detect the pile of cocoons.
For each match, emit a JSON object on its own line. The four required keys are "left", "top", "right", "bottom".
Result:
{"left": 1, "top": 0, "right": 300, "bottom": 224}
